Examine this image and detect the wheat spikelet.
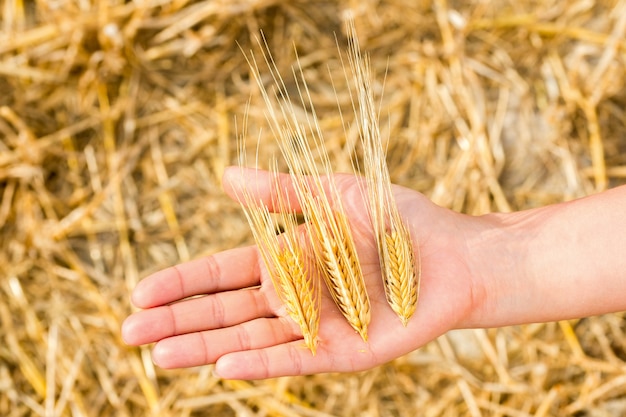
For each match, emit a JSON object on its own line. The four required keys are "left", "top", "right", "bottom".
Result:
{"left": 311, "top": 209, "right": 370, "bottom": 341}
{"left": 344, "top": 18, "right": 421, "bottom": 326}
{"left": 286, "top": 130, "right": 370, "bottom": 341}
{"left": 276, "top": 236, "right": 320, "bottom": 354}
{"left": 383, "top": 219, "right": 418, "bottom": 326}
{"left": 242, "top": 36, "right": 371, "bottom": 341}
{"left": 234, "top": 137, "right": 320, "bottom": 354}
{"left": 270, "top": 165, "right": 321, "bottom": 354}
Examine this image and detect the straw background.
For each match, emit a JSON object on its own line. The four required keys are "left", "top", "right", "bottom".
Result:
{"left": 1, "top": 0, "right": 626, "bottom": 415}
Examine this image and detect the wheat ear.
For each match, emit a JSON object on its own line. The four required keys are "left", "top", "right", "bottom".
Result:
{"left": 242, "top": 38, "right": 371, "bottom": 341}
{"left": 234, "top": 133, "right": 320, "bottom": 354}
{"left": 270, "top": 165, "right": 321, "bottom": 354}
{"left": 344, "top": 18, "right": 420, "bottom": 326}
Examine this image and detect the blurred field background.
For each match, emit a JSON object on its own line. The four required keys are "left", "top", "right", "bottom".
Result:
{"left": 2, "top": 0, "right": 626, "bottom": 415}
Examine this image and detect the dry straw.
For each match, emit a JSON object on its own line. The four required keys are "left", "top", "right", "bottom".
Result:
{"left": 2, "top": 0, "right": 626, "bottom": 415}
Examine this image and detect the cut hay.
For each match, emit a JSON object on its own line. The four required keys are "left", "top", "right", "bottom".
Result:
{"left": 1, "top": 0, "right": 625, "bottom": 416}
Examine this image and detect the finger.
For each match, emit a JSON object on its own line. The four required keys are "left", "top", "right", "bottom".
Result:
{"left": 223, "top": 166, "right": 302, "bottom": 213}
{"left": 131, "top": 245, "right": 262, "bottom": 309}
{"left": 223, "top": 166, "right": 369, "bottom": 226}
{"left": 213, "top": 341, "right": 375, "bottom": 379}
{"left": 150, "top": 317, "right": 301, "bottom": 369}
{"left": 122, "top": 287, "right": 272, "bottom": 345}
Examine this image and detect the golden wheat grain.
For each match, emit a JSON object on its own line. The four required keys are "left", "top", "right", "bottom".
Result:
{"left": 234, "top": 136, "right": 320, "bottom": 353}
{"left": 270, "top": 166, "right": 321, "bottom": 354}
{"left": 280, "top": 119, "right": 371, "bottom": 342}
{"left": 242, "top": 36, "right": 371, "bottom": 342}
{"left": 280, "top": 130, "right": 370, "bottom": 341}
{"left": 276, "top": 237, "right": 320, "bottom": 354}
{"left": 383, "top": 220, "right": 418, "bottom": 326}
{"left": 344, "top": 18, "right": 420, "bottom": 326}
{"left": 311, "top": 209, "right": 370, "bottom": 341}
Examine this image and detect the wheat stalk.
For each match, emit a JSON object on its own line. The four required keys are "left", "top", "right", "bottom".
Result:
{"left": 242, "top": 36, "right": 371, "bottom": 342}
{"left": 234, "top": 133, "right": 320, "bottom": 354}
{"left": 343, "top": 18, "right": 421, "bottom": 326}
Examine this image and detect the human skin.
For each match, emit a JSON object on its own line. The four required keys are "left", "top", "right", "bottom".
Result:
{"left": 121, "top": 167, "right": 626, "bottom": 379}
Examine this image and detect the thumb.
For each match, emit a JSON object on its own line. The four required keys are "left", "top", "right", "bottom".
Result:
{"left": 223, "top": 166, "right": 369, "bottom": 221}
{"left": 222, "top": 166, "right": 304, "bottom": 213}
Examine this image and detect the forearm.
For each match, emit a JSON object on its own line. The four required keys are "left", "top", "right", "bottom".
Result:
{"left": 466, "top": 185, "right": 626, "bottom": 328}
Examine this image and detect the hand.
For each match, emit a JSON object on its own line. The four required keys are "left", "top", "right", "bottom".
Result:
{"left": 121, "top": 167, "right": 486, "bottom": 379}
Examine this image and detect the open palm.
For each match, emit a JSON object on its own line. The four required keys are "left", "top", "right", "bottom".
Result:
{"left": 122, "top": 167, "right": 480, "bottom": 379}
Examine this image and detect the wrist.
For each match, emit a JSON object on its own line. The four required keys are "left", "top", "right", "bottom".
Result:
{"left": 462, "top": 187, "right": 626, "bottom": 328}
{"left": 460, "top": 209, "right": 542, "bottom": 328}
